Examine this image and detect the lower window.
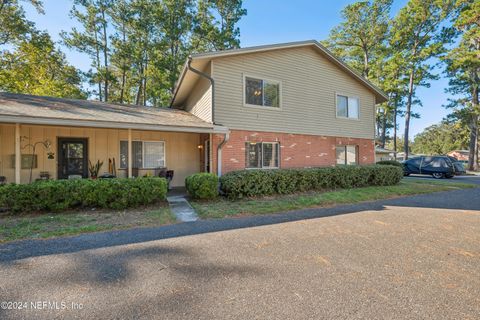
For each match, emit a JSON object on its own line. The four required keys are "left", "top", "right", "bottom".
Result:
{"left": 246, "top": 142, "right": 280, "bottom": 168}
{"left": 120, "top": 140, "right": 165, "bottom": 168}
{"left": 336, "top": 145, "right": 357, "bottom": 165}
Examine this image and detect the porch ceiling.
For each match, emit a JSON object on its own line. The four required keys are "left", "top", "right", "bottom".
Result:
{"left": 0, "top": 92, "right": 227, "bottom": 134}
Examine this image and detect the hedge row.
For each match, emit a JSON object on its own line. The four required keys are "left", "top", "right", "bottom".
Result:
{"left": 219, "top": 165, "right": 403, "bottom": 199}
{"left": 0, "top": 177, "right": 168, "bottom": 213}
{"left": 185, "top": 173, "right": 219, "bottom": 199}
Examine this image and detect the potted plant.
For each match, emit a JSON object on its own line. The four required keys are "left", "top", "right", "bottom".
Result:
{"left": 88, "top": 160, "right": 104, "bottom": 179}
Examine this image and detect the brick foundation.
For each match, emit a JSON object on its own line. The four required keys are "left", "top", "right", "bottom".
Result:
{"left": 211, "top": 130, "right": 375, "bottom": 175}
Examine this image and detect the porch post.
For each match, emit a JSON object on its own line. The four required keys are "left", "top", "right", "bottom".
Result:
{"left": 15, "top": 123, "right": 21, "bottom": 184}
{"left": 128, "top": 128, "right": 132, "bottom": 178}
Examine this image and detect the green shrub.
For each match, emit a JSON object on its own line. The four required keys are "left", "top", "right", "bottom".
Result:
{"left": 0, "top": 177, "right": 168, "bottom": 213}
{"left": 185, "top": 173, "right": 219, "bottom": 199}
{"left": 376, "top": 160, "right": 403, "bottom": 167}
{"left": 220, "top": 165, "right": 403, "bottom": 199}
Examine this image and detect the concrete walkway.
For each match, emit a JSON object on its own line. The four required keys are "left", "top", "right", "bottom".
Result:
{"left": 167, "top": 195, "right": 198, "bottom": 222}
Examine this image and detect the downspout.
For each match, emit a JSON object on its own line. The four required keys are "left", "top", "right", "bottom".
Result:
{"left": 185, "top": 57, "right": 228, "bottom": 176}
{"left": 186, "top": 57, "right": 215, "bottom": 123}
{"left": 216, "top": 131, "right": 229, "bottom": 176}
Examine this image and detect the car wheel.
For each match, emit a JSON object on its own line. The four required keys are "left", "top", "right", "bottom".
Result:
{"left": 432, "top": 173, "right": 444, "bottom": 179}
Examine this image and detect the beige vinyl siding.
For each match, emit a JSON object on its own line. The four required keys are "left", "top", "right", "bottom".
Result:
{"left": 0, "top": 124, "right": 200, "bottom": 186}
{"left": 184, "top": 63, "right": 212, "bottom": 123}
{"left": 212, "top": 46, "right": 376, "bottom": 139}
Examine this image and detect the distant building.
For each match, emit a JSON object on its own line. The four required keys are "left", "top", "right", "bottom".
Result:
{"left": 447, "top": 150, "right": 469, "bottom": 162}
{"left": 395, "top": 152, "right": 422, "bottom": 161}
{"left": 375, "top": 147, "right": 395, "bottom": 162}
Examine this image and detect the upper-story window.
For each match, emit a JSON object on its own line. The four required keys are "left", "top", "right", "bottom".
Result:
{"left": 244, "top": 76, "right": 280, "bottom": 108}
{"left": 336, "top": 94, "right": 359, "bottom": 119}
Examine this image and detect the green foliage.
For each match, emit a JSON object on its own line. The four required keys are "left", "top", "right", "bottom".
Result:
{"left": 324, "top": 0, "right": 392, "bottom": 80}
{"left": 220, "top": 166, "right": 403, "bottom": 200}
{"left": 412, "top": 122, "right": 468, "bottom": 155}
{"left": 443, "top": 0, "right": 480, "bottom": 170}
{"left": 0, "top": 0, "right": 43, "bottom": 46}
{"left": 391, "top": 0, "right": 457, "bottom": 157}
{"left": 0, "top": 178, "right": 168, "bottom": 213}
{"left": 185, "top": 173, "right": 219, "bottom": 199}
{"left": 376, "top": 160, "right": 403, "bottom": 167}
{"left": 62, "top": 0, "right": 246, "bottom": 105}
{"left": 0, "top": 31, "right": 86, "bottom": 98}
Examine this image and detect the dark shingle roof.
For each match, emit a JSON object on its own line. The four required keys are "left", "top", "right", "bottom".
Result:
{"left": 0, "top": 92, "right": 214, "bottom": 130}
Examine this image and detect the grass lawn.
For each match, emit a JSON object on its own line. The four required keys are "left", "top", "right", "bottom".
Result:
{"left": 191, "top": 178, "right": 476, "bottom": 219}
{"left": 0, "top": 204, "right": 176, "bottom": 243}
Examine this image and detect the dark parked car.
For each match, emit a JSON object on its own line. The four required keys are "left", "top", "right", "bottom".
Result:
{"left": 402, "top": 156, "right": 455, "bottom": 179}
{"left": 447, "top": 156, "right": 467, "bottom": 175}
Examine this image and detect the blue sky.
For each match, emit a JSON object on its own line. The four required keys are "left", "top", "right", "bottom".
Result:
{"left": 23, "top": 0, "right": 451, "bottom": 137}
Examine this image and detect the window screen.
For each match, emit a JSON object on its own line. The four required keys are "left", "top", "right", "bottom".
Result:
{"left": 336, "top": 95, "right": 359, "bottom": 119}
{"left": 336, "top": 95, "right": 348, "bottom": 117}
{"left": 245, "top": 77, "right": 263, "bottom": 106}
{"left": 120, "top": 141, "right": 142, "bottom": 168}
{"left": 336, "top": 145, "right": 357, "bottom": 165}
{"left": 246, "top": 142, "right": 262, "bottom": 168}
{"left": 144, "top": 142, "right": 165, "bottom": 168}
{"left": 245, "top": 142, "right": 280, "bottom": 168}
{"left": 245, "top": 77, "right": 280, "bottom": 107}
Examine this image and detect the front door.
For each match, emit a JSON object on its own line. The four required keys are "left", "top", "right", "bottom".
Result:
{"left": 58, "top": 138, "right": 88, "bottom": 179}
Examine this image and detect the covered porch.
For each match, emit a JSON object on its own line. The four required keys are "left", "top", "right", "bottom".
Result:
{"left": 0, "top": 93, "right": 227, "bottom": 186}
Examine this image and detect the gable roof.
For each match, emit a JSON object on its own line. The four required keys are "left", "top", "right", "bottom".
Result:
{"left": 171, "top": 40, "right": 388, "bottom": 107}
{"left": 0, "top": 92, "right": 227, "bottom": 133}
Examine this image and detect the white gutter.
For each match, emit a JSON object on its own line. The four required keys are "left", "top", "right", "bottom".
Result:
{"left": 0, "top": 115, "right": 229, "bottom": 134}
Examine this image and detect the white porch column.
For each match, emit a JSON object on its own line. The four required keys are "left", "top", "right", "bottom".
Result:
{"left": 15, "top": 123, "right": 21, "bottom": 184}
{"left": 128, "top": 128, "right": 132, "bottom": 178}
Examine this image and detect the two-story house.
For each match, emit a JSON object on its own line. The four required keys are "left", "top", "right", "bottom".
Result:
{"left": 0, "top": 40, "right": 387, "bottom": 186}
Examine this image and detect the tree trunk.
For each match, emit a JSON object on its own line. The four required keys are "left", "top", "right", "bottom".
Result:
{"left": 94, "top": 30, "right": 103, "bottom": 101}
{"left": 393, "top": 100, "right": 398, "bottom": 157}
{"left": 363, "top": 50, "right": 369, "bottom": 79}
{"left": 468, "top": 87, "right": 479, "bottom": 171}
{"left": 101, "top": 9, "right": 109, "bottom": 102}
{"left": 380, "top": 108, "right": 387, "bottom": 148}
{"left": 404, "top": 67, "right": 415, "bottom": 160}
{"left": 468, "top": 114, "right": 478, "bottom": 171}
{"left": 135, "top": 63, "right": 143, "bottom": 105}
{"left": 143, "top": 53, "right": 148, "bottom": 106}
{"left": 120, "top": 25, "right": 126, "bottom": 104}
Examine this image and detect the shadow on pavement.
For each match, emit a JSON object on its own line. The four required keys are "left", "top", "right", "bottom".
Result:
{"left": 0, "top": 182, "right": 479, "bottom": 264}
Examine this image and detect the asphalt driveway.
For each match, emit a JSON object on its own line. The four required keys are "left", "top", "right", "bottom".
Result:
{"left": 0, "top": 177, "right": 479, "bottom": 319}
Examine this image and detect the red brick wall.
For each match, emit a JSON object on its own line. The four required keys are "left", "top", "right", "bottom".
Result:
{"left": 211, "top": 130, "right": 375, "bottom": 175}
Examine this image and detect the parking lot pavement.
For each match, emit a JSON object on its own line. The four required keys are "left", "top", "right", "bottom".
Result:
{"left": 1, "top": 187, "right": 479, "bottom": 319}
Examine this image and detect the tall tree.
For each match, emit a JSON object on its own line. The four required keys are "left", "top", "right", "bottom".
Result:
{"left": 412, "top": 121, "right": 468, "bottom": 155}
{"left": 391, "top": 0, "right": 457, "bottom": 159}
{"left": 109, "top": 0, "right": 133, "bottom": 104}
{"left": 324, "top": 0, "right": 394, "bottom": 147}
{"left": 325, "top": 0, "right": 392, "bottom": 80}
{"left": 62, "top": 0, "right": 112, "bottom": 102}
{"left": 444, "top": 0, "right": 480, "bottom": 170}
{"left": 192, "top": 0, "right": 246, "bottom": 51}
{"left": 158, "top": 0, "right": 195, "bottom": 99}
{"left": 0, "top": 31, "right": 85, "bottom": 98}
{"left": 0, "top": 0, "right": 43, "bottom": 46}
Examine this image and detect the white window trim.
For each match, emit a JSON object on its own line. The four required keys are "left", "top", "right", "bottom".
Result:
{"left": 243, "top": 73, "right": 282, "bottom": 110}
{"left": 335, "top": 93, "right": 360, "bottom": 120}
{"left": 119, "top": 140, "right": 166, "bottom": 169}
{"left": 245, "top": 141, "right": 280, "bottom": 169}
